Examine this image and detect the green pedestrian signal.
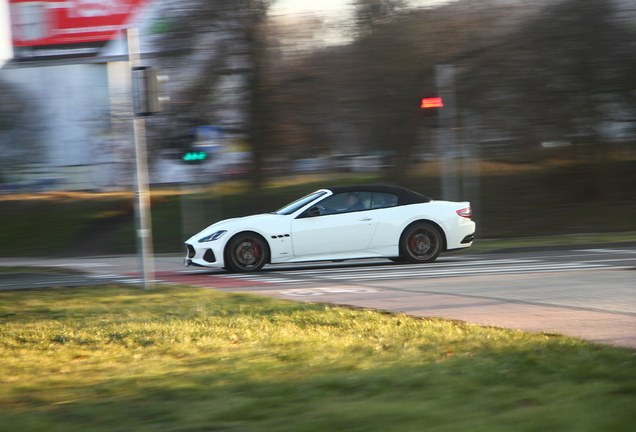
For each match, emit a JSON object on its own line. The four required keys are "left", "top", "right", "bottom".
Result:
{"left": 182, "top": 151, "right": 208, "bottom": 162}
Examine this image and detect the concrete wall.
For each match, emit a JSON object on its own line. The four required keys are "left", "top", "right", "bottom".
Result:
{"left": 0, "top": 62, "right": 132, "bottom": 191}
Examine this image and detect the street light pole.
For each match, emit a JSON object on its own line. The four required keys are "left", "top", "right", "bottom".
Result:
{"left": 127, "top": 28, "right": 155, "bottom": 290}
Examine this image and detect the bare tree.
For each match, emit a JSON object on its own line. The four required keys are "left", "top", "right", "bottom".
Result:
{"left": 461, "top": 0, "right": 635, "bottom": 153}
{"left": 141, "top": 0, "right": 635, "bottom": 190}
{"left": 143, "top": 0, "right": 277, "bottom": 189}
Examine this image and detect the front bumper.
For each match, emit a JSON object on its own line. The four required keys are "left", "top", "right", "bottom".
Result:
{"left": 184, "top": 242, "right": 225, "bottom": 268}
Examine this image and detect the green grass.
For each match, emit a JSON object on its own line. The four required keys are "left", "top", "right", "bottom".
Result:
{"left": 1, "top": 285, "right": 635, "bottom": 431}
{"left": 0, "top": 266, "right": 86, "bottom": 275}
{"left": 460, "top": 231, "right": 636, "bottom": 254}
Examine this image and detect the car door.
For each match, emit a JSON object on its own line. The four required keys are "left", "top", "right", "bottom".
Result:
{"left": 290, "top": 192, "right": 378, "bottom": 257}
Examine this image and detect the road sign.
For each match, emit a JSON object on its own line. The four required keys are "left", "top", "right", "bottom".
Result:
{"left": 9, "top": 0, "right": 149, "bottom": 62}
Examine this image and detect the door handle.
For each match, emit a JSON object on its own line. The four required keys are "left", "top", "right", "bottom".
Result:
{"left": 359, "top": 217, "right": 373, "bottom": 221}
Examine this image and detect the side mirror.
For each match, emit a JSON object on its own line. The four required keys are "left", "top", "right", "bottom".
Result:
{"left": 307, "top": 206, "right": 321, "bottom": 217}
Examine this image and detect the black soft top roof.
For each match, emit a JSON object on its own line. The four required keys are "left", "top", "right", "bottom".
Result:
{"left": 326, "top": 185, "right": 432, "bottom": 205}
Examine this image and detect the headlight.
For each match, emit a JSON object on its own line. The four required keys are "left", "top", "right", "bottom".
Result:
{"left": 198, "top": 230, "right": 227, "bottom": 243}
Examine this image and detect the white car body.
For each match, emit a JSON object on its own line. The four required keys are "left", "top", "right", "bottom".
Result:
{"left": 185, "top": 185, "right": 475, "bottom": 271}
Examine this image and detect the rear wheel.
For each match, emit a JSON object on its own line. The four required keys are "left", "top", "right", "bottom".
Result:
{"left": 400, "top": 223, "right": 443, "bottom": 263}
{"left": 225, "top": 233, "right": 269, "bottom": 272}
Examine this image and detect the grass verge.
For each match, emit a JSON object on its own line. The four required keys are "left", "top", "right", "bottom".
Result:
{"left": 1, "top": 160, "right": 636, "bottom": 257}
{"left": 461, "top": 232, "right": 636, "bottom": 254}
{"left": 1, "top": 285, "right": 635, "bottom": 431}
{"left": 0, "top": 266, "right": 86, "bottom": 275}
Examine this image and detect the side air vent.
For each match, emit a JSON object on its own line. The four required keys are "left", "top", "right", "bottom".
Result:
{"left": 203, "top": 249, "right": 216, "bottom": 263}
{"left": 271, "top": 234, "right": 291, "bottom": 239}
{"left": 461, "top": 234, "right": 475, "bottom": 244}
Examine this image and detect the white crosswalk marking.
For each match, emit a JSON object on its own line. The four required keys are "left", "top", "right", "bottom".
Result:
{"left": 279, "top": 259, "right": 540, "bottom": 275}
{"left": 580, "top": 249, "right": 628, "bottom": 253}
{"left": 214, "top": 274, "right": 311, "bottom": 284}
{"left": 578, "top": 257, "right": 636, "bottom": 264}
{"left": 314, "top": 263, "right": 613, "bottom": 281}
{"left": 280, "top": 287, "right": 378, "bottom": 296}
{"left": 208, "top": 257, "right": 630, "bottom": 285}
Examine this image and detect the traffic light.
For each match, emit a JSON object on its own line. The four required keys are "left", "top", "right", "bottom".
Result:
{"left": 172, "top": 133, "right": 209, "bottom": 164}
{"left": 418, "top": 95, "right": 443, "bottom": 126}
{"left": 182, "top": 150, "right": 208, "bottom": 162}
{"left": 420, "top": 97, "right": 444, "bottom": 108}
{"left": 132, "top": 67, "right": 168, "bottom": 116}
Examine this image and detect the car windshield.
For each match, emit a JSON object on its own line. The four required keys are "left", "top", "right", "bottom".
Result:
{"left": 273, "top": 191, "right": 328, "bottom": 215}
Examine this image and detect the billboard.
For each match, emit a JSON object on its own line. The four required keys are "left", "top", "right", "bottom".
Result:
{"left": 9, "top": 0, "right": 147, "bottom": 62}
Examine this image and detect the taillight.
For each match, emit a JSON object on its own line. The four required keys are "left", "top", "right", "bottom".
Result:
{"left": 456, "top": 207, "right": 472, "bottom": 218}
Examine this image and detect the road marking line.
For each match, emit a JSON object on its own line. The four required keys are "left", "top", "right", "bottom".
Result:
{"left": 408, "top": 266, "right": 635, "bottom": 279}
{"left": 578, "top": 257, "right": 636, "bottom": 263}
{"left": 312, "top": 263, "right": 611, "bottom": 280}
{"left": 212, "top": 275, "right": 312, "bottom": 285}
{"left": 579, "top": 249, "right": 631, "bottom": 253}
{"left": 277, "top": 259, "right": 541, "bottom": 275}
{"left": 280, "top": 287, "right": 378, "bottom": 296}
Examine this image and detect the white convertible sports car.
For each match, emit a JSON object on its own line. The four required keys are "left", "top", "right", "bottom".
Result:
{"left": 184, "top": 185, "right": 475, "bottom": 272}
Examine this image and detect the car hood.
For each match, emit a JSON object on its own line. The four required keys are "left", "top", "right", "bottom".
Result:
{"left": 187, "top": 213, "right": 284, "bottom": 243}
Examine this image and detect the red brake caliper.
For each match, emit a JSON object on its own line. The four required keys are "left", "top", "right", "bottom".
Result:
{"left": 253, "top": 243, "right": 261, "bottom": 258}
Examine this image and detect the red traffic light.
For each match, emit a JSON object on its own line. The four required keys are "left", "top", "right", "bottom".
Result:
{"left": 420, "top": 97, "right": 444, "bottom": 108}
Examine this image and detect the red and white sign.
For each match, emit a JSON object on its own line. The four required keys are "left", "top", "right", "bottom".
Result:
{"left": 10, "top": 0, "right": 148, "bottom": 61}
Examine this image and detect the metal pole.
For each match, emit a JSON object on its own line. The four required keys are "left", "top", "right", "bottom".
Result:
{"left": 436, "top": 64, "right": 460, "bottom": 202}
{"left": 127, "top": 28, "right": 155, "bottom": 289}
{"left": 463, "top": 113, "right": 481, "bottom": 235}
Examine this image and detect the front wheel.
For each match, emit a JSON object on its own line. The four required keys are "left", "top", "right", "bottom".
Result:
{"left": 400, "top": 223, "right": 443, "bottom": 263}
{"left": 224, "top": 233, "right": 269, "bottom": 272}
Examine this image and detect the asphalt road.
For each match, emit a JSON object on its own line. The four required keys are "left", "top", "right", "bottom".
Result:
{"left": 1, "top": 244, "right": 635, "bottom": 348}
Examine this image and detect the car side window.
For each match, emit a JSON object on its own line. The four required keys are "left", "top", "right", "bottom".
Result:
{"left": 315, "top": 191, "right": 372, "bottom": 215}
{"left": 371, "top": 192, "right": 398, "bottom": 209}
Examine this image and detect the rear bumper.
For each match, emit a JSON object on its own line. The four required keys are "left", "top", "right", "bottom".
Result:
{"left": 461, "top": 234, "right": 475, "bottom": 244}
{"left": 446, "top": 220, "right": 476, "bottom": 250}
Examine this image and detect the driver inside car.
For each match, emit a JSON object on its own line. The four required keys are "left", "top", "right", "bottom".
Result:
{"left": 345, "top": 192, "right": 364, "bottom": 211}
